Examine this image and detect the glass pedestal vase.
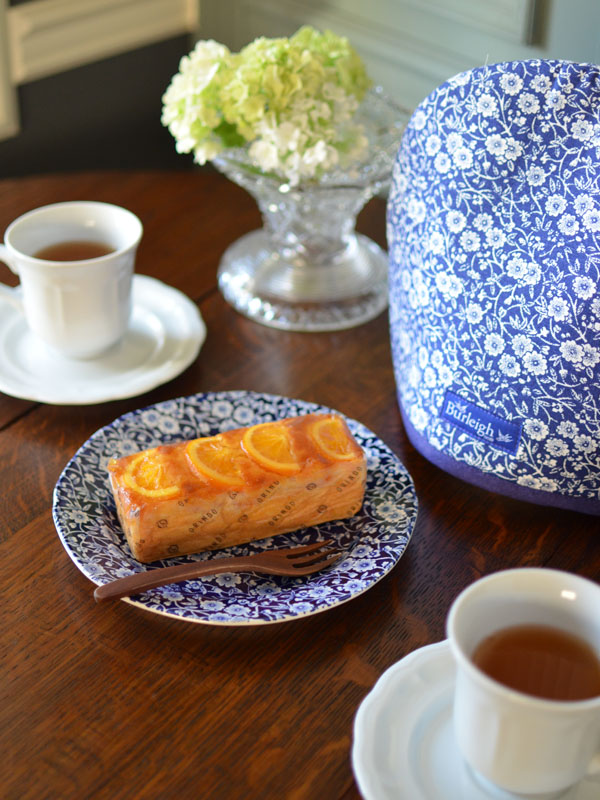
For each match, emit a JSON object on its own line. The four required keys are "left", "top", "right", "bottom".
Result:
{"left": 214, "top": 89, "right": 408, "bottom": 332}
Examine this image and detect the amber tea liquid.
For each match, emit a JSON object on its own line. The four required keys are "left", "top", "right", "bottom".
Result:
{"left": 472, "top": 623, "right": 600, "bottom": 701}
{"left": 34, "top": 240, "right": 114, "bottom": 261}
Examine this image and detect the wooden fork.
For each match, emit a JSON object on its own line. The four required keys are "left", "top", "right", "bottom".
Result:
{"left": 93, "top": 540, "right": 341, "bottom": 602}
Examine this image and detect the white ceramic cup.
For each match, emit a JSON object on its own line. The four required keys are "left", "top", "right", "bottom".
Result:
{"left": 0, "top": 201, "right": 143, "bottom": 359}
{"left": 446, "top": 568, "right": 600, "bottom": 799}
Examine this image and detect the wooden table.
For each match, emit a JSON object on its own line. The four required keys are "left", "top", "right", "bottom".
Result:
{"left": 1, "top": 170, "right": 598, "bottom": 800}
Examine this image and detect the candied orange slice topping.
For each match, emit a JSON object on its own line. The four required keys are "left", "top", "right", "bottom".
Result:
{"left": 310, "top": 415, "right": 355, "bottom": 461}
{"left": 185, "top": 435, "right": 245, "bottom": 486}
{"left": 241, "top": 422, "right": 301, "bottom": 475}
{"left": 122, "top": 451, "right": 181, "bottom": 498}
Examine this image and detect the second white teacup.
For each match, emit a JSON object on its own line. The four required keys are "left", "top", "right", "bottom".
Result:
{"left": 0, "top": 201, "right": 143, "bottom": 360}
{"left": 447, "top": 568, "right": 600, "bottom": 798}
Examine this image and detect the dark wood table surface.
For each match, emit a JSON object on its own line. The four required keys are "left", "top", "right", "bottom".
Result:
{"left": 1, "top": 169, "right": 599, "bottom": 800}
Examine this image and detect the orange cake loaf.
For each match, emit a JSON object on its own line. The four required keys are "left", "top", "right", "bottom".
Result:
{"left": 108, "top": 413, "right": 367, "bottom": 562}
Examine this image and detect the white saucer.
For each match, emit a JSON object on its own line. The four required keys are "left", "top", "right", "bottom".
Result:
{"left": 352, "top": 640, "right": 599, "bottom": 800}
{"left": 0, "top": 275, "right": 206, "bottom": 405}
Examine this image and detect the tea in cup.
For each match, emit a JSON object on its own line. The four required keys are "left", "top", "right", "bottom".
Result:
{"left": 0, "top": 201, "right": 143, "bottom": 359}
{"left": 446, "top": 568, "right": 600, "bottom": 798}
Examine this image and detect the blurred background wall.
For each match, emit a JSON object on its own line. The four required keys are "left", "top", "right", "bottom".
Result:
{"left": 0, "top": 0, "right": 200, "bottom": 177}
{"left": 1, "top": 0, "right": 599, "bottom": 178}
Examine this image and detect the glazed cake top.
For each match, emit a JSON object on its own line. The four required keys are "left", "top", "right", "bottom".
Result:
{"left": 108, "top": 413, "right": 365, "bottom": 503}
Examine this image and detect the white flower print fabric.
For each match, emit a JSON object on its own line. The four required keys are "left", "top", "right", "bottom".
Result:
{"left": 387, "top": 60, "right": 600, "bottom": 514}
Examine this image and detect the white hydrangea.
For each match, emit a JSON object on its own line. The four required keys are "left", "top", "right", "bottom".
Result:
{"left": 161, "top": 27, "right": 372, "bottom": 185}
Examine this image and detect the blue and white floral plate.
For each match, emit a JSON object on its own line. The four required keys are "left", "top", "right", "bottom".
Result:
{"left": 52, "top": 391, "right": 418, "bottom": 625}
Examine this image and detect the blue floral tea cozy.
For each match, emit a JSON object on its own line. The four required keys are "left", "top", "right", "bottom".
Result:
{"left": 387, "top": 60, "right": 600, "bottom": 515}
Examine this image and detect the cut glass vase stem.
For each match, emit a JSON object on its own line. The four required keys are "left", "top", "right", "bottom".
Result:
{"left": 214, "top": 88, "right": 409, "bottom": 332}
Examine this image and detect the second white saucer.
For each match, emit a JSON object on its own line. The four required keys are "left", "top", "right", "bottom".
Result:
{"left": 0, "top": 274, "right": 206, "bottom": 405}
{"left": 352, "top": 640, "right": 598, "bottom": 800}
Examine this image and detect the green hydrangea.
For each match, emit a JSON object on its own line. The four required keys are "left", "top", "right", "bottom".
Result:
{"left": 161, "top": 26, "right": 372, "bottom": 184}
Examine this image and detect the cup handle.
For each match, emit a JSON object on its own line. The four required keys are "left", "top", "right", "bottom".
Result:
{"left": 0, "top": 243, "right": 24, "bottom": 311}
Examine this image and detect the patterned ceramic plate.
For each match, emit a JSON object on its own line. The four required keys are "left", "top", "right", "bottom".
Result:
{"left": 52, "top": 391, "right": 418, "bottom": 625}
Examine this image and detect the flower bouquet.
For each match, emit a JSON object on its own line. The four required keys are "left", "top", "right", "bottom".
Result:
{"left": 162, "top": 27, "right": 407, "bottom": 331}
{"left": 162, "top": 26, "right": 373, "bottom": 185}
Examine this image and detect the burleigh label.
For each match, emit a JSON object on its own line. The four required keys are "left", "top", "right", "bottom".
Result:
{"left": 441, "top": 390, "right": 521, "bottom": 454}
